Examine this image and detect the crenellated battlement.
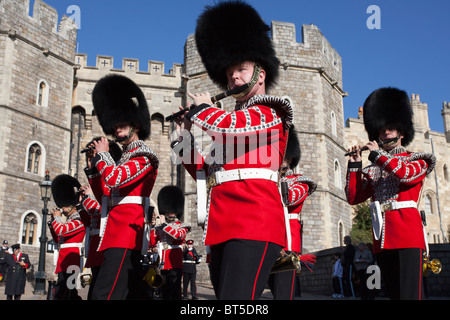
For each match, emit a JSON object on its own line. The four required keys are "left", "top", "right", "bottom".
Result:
{"left": 271, "top": 22, "right": 343, "bottom": 92}
{"left": 74, "top": 53, "right": 182, "bottom": 77}
{"left": 0, "top": 0, "right": 77, "bottom": 62}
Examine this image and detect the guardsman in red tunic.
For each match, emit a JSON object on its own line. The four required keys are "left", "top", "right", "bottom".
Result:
{"left": 345, "top": 87, "right": 436, "bottom": 300}
{"left": 80, "top": 138, "right": 123, "bottom": 300}
{"left": 50, "top": 174, "right": 86, "bottom": 300}
{"left": 89, "top": 74, "right": 159, "bottom": 300}
{"left": 150, "top": 186, "right": 190, "bottom": 300}
{"left": 171, "top": 2, "right": 293, "bottom": 299}
{"left": 268, "top": 126, "right": 317, "bottom": 300}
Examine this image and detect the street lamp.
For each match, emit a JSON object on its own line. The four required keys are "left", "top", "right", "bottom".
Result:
{"left": 34, "top": 170, "right": 52, "bottom": 294}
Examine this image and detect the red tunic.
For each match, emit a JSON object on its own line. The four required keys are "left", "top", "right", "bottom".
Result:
{"left": 150, "top": 220, "right": 190, "bottom": 270}
{"left": 281, "top": 172, "right": 317, "bottom": 253}
{"left": 178, "top": 95, "right": 293, "bottom": 247}
{"left": 51, "top": 212, "right": 85, "bottom": 274}
{"left": 80, "top": 195, "right": 103, "bottom": 268}
{"left": 92, "top": 140, "right": 158, "bottom": 252}
{"left": 345, "top": 147, "right": 435, "bottom": 253}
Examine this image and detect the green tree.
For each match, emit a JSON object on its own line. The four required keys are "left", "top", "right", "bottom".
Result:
{"left": 350, "top": 200, "right": 373, "bottom": 245}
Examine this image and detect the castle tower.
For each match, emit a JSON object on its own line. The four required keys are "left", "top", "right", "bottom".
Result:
{"left": 411, "top": 94, "right": 431, "bottom": 133}
{"left": 442, "top": 101, "right": 450, "bottom": 142}
{"left": 183, "top": 22, "right": 351, "bottom": 255}
{"left": 0, "top": 0, "right": 77, "bottom": 273}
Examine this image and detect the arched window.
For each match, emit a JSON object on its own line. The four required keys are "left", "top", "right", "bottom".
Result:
{"left": 338, "top": 222, "right": 344, "bottom": 247}
{"left": 21, "top": 213, "right": 38, "bottom": 245}
{"left": 26, "top": 143, "right": 41, "bottom": 174}
{"left": 444, "top": 165, "right": 449, "bottom": 182}
{"left": 331, "top": 111, "right": 337, "bottom": 136}
{"left": 25, "top": 141, "right": 46, "bottom": 176}
{"left": 424, "top": 194, "right": 433, "bottom": 215}
{"left": 36, "top": 80, "right": 49, "bottom": 106}
{"left": 334, "top": 159, "right": 342, "bottom": 189}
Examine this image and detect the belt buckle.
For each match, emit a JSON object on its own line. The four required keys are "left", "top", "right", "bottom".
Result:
{"left": 207, "top": 174, "right": 216, "bottom": 189}
{"left": 381, "top": 203, "right": 392, "bottom": 212}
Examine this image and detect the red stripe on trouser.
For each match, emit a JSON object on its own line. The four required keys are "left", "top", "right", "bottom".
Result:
{"left": 251, "top": 241, "right": 269, "bottom": 300}
{"left": 290, "top": 271, "right": 296, "bottom": 300}
{"left": 107, "top": 248, "right": 128, "bottom": 300}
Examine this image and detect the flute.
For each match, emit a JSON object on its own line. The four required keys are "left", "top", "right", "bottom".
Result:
{"left": 80, "top": 137, "right": 122, "bottom": 153}
{"left": 165, "top": 83, "right": 250, "bottom": 122}
{"left": 344, "top": 137, "right": 399, "bottom": 156}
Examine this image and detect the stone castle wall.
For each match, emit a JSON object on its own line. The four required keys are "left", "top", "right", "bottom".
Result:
{"left": 0, "top": 0, "right": 78, "bottom": 275}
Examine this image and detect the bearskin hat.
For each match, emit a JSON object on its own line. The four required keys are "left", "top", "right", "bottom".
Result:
{"left": 51, "top": 174, "right": 81, "bottom": 208}
{"left": 157, "top": 185, "right": 185, "bottom": 219}
{"left": 195, "top": 0, "right": 280, "bottom": 91}
{"left": 363, "top": 87, "right": 414, "bottom": 146}
{"left": 285, "top": 125, "right": 301, "bottom": 169}
{"left": 92, "top": 74, "right": 150, "bottom": 140}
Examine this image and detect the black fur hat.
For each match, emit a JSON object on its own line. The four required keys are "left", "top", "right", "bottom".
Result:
{"left": 285, "top": 125, "right": 301, "bottom": 169}
{"left": 363, "top": 87, "right": 414, "bottom": 146}
{"left": 195, "top": 0, "right": 280, "bottom": 91}
{"left": 51, "top": 174, "right": 81, "bottom": 208}
{"left": 92, "top": 74, "right": 150, "bottom": 140}
{"left": 157, "top": 185, "right": 184, "bottom": 219}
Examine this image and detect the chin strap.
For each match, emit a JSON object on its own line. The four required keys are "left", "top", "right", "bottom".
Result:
{"left": 231, "top": 63, "right": 262, "bottom": 100}
{"left": 116, "top": 126, "right": 136, "bottom": 145}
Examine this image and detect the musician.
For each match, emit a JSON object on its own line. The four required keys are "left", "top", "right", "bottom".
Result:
{"left": 150, "top": 186, "right": 191, "bottom": 300}
{"left": 182, "top": 239, "right": 200, "bottom": 300}
{"left": 80, "top": 138, "right": 122, "bottom": 299}
{"left": 171, "top": 1, "right": 293, "bottom": 299}
{"left": 268, "top": 126, "right": 317, "bottom": 300}
{"left": 89, "top": 74, "right": 159, "bottom": 300}
{"left": 49, "top": 174, "right": 86, "bottom": 300}
{"left": 345, "top": 87, "right": 436, "bottom": 300}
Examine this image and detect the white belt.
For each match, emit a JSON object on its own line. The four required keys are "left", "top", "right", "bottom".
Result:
{"left": 108, "top": 196, "right": 145, "bottom": 207}
{"left": 183, "top": 260, "right": 196, "bottom": 264}
{"left": 60, "top": 243, "right": 83, "bottom": 249}
{"left": 161, "top": 244, "right": 182, "bottom": 250}
{"left": 208, "top": 168, "right": 278, "bottom": 188}
{"left": 196, "top": 168, "right": 279, "bottom": 227}
{"left": 370, "top": 200, "right": 418, "bottom": 242}
{"left": 380, "top": 200, "right": 417, "bottom": 212}
{"left": 288, "top": 214, "right": 299, "bottom": 220}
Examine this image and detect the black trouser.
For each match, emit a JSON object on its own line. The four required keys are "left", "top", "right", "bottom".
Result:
{"left": 376, "top": 248, "right": 424, "bottom": 300}
{"left": 210, "top": 239, "right": 281, "bottom": 300}
{"left": 268, "top": 269, "right": 296, "bottom": 300}
{"left": 91, "top": 248, "right": 147, "bottom": 300}
{"left": 161, "top": 268, "right": 182, "bottom": 300}
{"left": 54, "top": 272, "right": 81, "bottom": 300}
{"left": 355, "top": 268, "right": 369, "bottom": 299}
{"left": 183, "top": 270, "right": 197, "bottom": 298}
{"left": 87, "top": 265, "right": 100, "bottom": 300}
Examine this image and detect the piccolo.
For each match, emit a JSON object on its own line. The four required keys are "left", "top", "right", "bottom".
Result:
{"left": 165, "top": 83, "right": 251, "bottom": 122}
{"left": 344, "top": 137, "right": 399, "bottom": 156}
{"left": 80, "top": 137, "right": 123, "bottom": 153}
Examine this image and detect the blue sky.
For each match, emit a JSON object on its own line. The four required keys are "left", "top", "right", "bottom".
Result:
{"left": 40, "top": 0, "right": 450, "bottom": 133}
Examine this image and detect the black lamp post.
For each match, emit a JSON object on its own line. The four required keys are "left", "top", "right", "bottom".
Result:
{"left": 34, "top": 170, "right": 51, "bottom": 294}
